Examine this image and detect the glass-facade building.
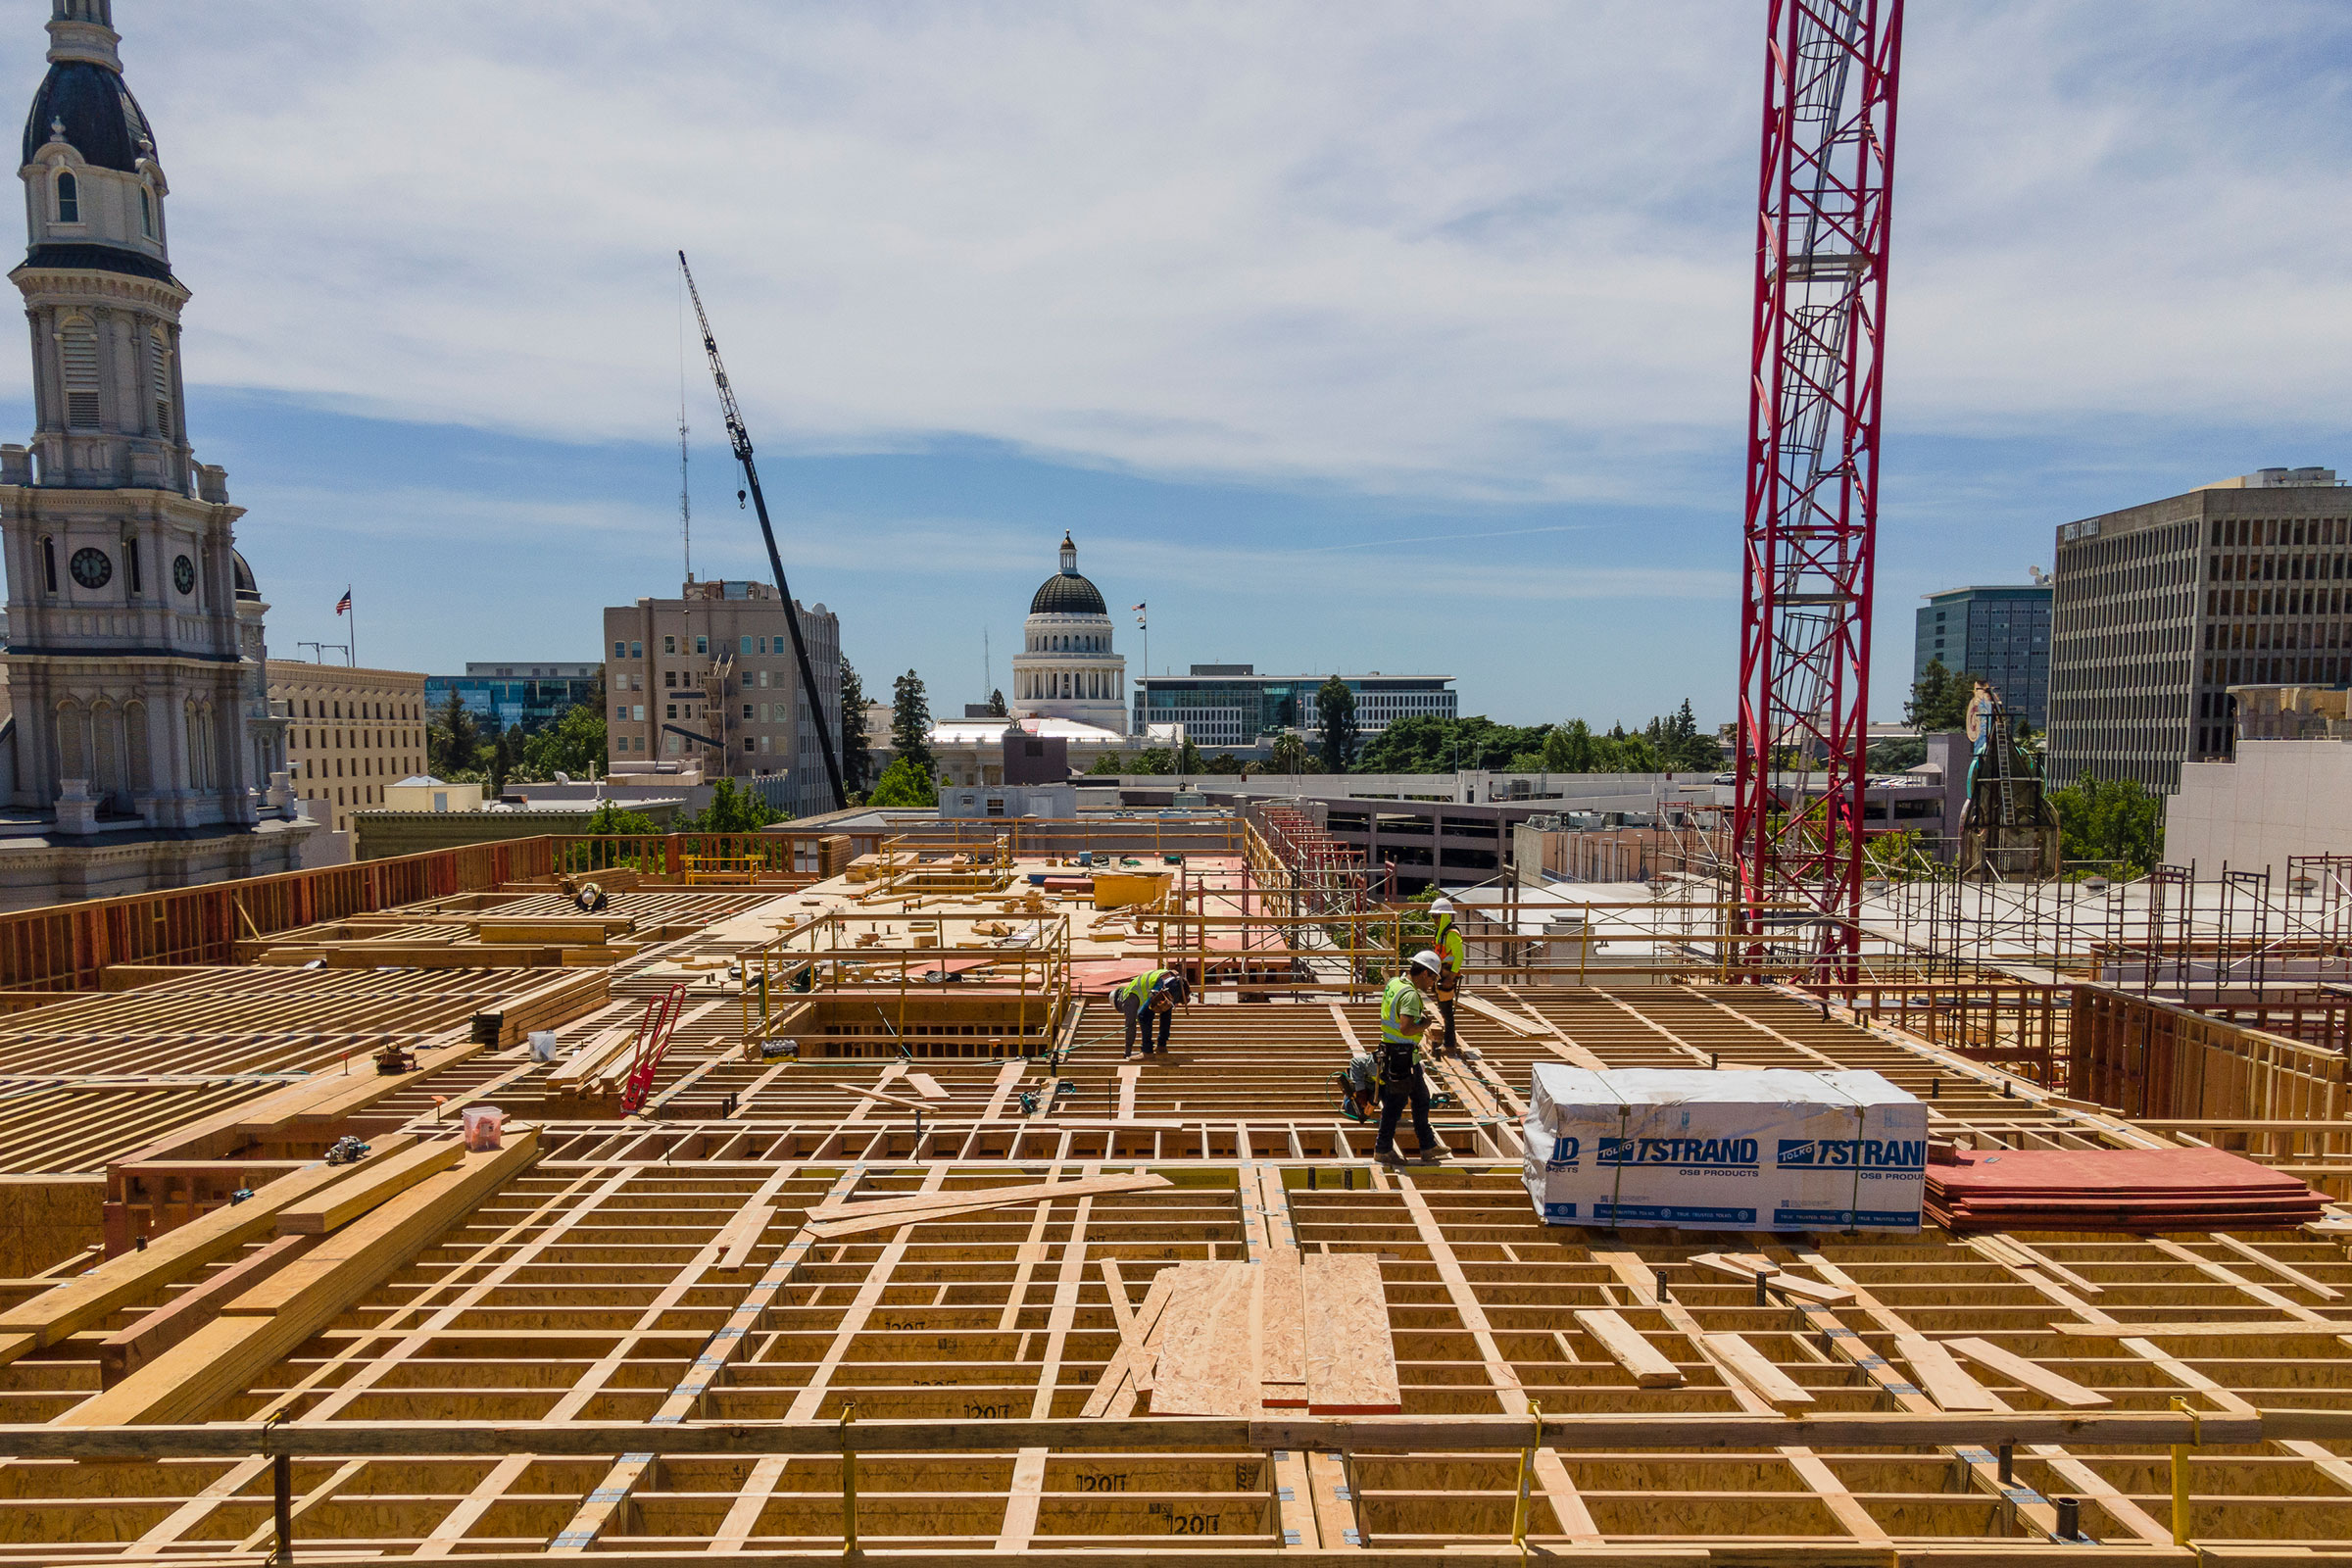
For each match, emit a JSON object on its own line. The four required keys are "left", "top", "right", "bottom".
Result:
{"left": 424, "top": 662, "right": 601, "bottom": 733}
{"left": 1913, "top": 585, "right": 2052, "bottom": 731}
{"left": 1132, "top": 665, "right": 1455, "bottom": 749}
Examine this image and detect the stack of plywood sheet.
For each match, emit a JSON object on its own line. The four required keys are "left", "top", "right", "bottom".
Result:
{"left": 1927, "top": 1146, "right": 2324, "bottom": 1232}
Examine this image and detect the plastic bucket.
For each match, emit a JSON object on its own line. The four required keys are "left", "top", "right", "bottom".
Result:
{"left": 461, "top": 1104, "right": 505, "bottom": 1152}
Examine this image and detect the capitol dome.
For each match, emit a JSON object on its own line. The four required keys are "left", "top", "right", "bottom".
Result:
{"left": 1029, "top": 545, "right": 1107, "bottom": 616}
{"left": 1010, "top": 533, "right": 1127, "bottom": 737}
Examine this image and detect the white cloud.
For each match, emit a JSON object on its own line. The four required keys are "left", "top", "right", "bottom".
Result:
{"left": 11, "top": 2, "right": 2351, "bottom": 506}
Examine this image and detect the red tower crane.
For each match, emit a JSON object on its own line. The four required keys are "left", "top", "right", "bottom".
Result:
{"left": 1733, "top": 0, "right": 1904, "bottom": 977}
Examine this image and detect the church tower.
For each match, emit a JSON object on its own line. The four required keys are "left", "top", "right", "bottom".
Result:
{"left": 0, "top": 0, "right": 260, "bottom": 829}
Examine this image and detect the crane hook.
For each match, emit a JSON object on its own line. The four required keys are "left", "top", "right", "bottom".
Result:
{"left": 737, "top": 489, "right": 747, "bottom": 510}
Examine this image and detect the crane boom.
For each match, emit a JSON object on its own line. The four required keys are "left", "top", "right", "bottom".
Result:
{"left": 679, "top": 251, "right": 849, "bottom": 812}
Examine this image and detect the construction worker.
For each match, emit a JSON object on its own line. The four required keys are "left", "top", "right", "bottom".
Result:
{"left": 556, "top": 871, "right": 609, "bottom": 912}
{"left": 1428, "top": 897, "right": 1466, "bottom": 1055}
{"left": 1373, "top": 950, "right": 1447, "bottom": 1164}
{"left": 1116, "top": 967, "right": 1190, "bottom": 1058}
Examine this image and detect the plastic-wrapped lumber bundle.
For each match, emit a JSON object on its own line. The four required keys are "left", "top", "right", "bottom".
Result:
{"left": 1521, "top": 1065, "right": 1926, "bottom": 1233}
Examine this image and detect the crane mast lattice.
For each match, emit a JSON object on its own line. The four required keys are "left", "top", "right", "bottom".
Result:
{"left": 1734, "top": 0, "right": 1904, "bottom": 979}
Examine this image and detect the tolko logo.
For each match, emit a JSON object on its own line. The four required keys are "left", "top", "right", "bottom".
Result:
{"left": 1777, "top": 1137, "right": 1928, "bottom": 1171}
{"left": 1597, "top": 1137, "right": 1760, "bottom": 1168}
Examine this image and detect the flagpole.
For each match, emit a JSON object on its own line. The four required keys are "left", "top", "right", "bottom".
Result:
{"left": 346, "top": 586, "right": 357, "bottom": 666}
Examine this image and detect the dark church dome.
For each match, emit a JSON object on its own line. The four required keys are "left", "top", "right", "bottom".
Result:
{"left": 23, "top": 59, "right": 154, "bottom": 172}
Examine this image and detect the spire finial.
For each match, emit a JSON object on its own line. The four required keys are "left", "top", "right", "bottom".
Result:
{"left": 1058, "top": 532, "right": 1077, "bottom": 574}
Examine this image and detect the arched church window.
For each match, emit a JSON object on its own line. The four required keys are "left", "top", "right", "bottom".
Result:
{"left": 54, "top": 172, "right": 76, "bottom": 223}
{"left": 61, "top": 321, "right": 100, "bottom": 428}
{"left": 139, "top": 188, "right": 153, "bottom": 238}
{"left": 39, "top": 536, "right": 56, "bottom": 594}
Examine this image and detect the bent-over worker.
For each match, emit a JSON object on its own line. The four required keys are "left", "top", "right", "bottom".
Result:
{"left": 1374, "top": 950, "right": 1447, "bottom": 1164}
{"left": 1428, "top": 897, "right": 1466, "bottom": 1055}
{"left": 556, "top": 871, "right": 610, "bottom": 912}
{"left": 1115, "top": 967, "right": 1190, "bottom": 1058}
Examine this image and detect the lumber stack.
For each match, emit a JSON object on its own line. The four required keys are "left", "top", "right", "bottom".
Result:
{"left": 1926, "top": 1146, "right": 2324, "bottom": 1232}
{"left": 1139, "top": 1250, "right": 1398, "bottom": 1417}
{"left": 59, "top": 1127, "right": 539, "bottom": 1426}
{"left": 489, "top": 968, "right": 612, "bottom": 1046}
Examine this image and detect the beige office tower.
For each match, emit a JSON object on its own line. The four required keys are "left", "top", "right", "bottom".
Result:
{"left": 2047, "top": 467, "right": 2352, "bottom": 795}
{"left": 603, "top": 579, "right": 842, "bottom": 818}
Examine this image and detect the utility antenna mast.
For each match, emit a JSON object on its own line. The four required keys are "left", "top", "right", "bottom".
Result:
{"left": 1733, "top": 0, "right": 1903, "bottom": 980}
{"left": 677, "top": 252, "right": 849, "bottom": 810}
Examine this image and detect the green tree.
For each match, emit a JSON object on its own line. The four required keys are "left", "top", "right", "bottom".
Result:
{"left": 519, "top": 703, "right": 607, "bottom": 781}
{"left": 865, "top": 756, "right": 938, "bottom": 808}
{"left": 428, "top": 688, "right": 481, "bottom": 779}
{"left": 1554, "top": 718, "right": 1596, "bottom": 771}
{"left": 986, "top": 688, "right": 1008, "bottom": 716}
{"left": 583, "top": 800, "right": 661, "bottom": 836}
{"left": 1087, "top": 750, "right": 1128, "bottom": 776}
{"left": 1867, "top": 735, "right": 1929, "bottom": 772}
{"left": 487, "top": 725, "right": 517, "bottom": 798}
{"left": 1906, "top": 658, "right": 1978, "bottom": 733}
{"left": 1132, "top": 747, "right": 1175, "bottom": 775}
{"left": 2047, "top": 771, "right": 2164, "bottom": 876}
{"left": 839, "top": 661, "right": 873, "bottom": 795}
{"left": 891, "top": 670, "right": 934, "bottom": 777}
{"left": 1177, "top": 736, "right": 1205, "bottom": 774}
{"left": 1204, "top": 751, "right": 1248, "bottom": 775}
{"left": 1267, "top": 733, "right": 1312, "bottom": 774}
{"left": 683, "top": 777, "right": 782, "bottom": 834}
{"left": 1356, "top": 714, "right": 1551, "bottom": 774}
{"left": 1315, "top": 676, "right": 1359, "bottom": 772}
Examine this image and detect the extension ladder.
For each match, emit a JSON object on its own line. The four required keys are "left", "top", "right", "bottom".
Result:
{"left": 618, "top": 983, "right": 688, "bottom": 1115}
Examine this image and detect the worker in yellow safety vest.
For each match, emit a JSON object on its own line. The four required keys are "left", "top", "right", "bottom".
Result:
{"left": 1373, "top": 950, "right": 1447, "bottom": 1164}
{"left": 1116, "top": 967, "right": 1189, "bottom": 1059}
{"left": 1428, "top": 897, "right": 1466, "bottom": 1056}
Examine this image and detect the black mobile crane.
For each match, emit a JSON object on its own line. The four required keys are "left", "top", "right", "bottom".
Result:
{"left": 677, "top": 252, "right": 848, "bottom": 812}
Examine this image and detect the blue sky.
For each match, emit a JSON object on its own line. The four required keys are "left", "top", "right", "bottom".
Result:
{"left": 7, "top": 3, "right": 2352, "bottom": 727}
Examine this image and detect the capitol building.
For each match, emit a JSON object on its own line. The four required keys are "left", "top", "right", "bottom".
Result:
{"left": 1009, "top": 533, "right": 1127, "bottom": 735}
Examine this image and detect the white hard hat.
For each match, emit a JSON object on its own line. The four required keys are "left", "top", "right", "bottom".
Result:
{"left": 1409, "top": 950, "right": 1443, "bottom": 975}
{"left": 1429, "top": 898, "right": 1456, "bottom": 916}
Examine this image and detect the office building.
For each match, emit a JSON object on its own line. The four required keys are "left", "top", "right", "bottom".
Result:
{"left": 604, "top": 577, "right": 842, "bottom": 818}
{"left": 1913, "top": 583, "right": 2052, "bottom": 730}
{"left": 1132, "top": 666, "right": 1456, "bottom": 751}
{"left": 2047, "top": 466, "right": 2351, "bottom": 794}
{"left": 424, "top": 662, "right": 599, "bottom": 733}
{"left": 268, "top": 662, "right": 428, "bottom": 834}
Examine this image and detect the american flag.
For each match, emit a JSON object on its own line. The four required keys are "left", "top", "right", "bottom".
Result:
{"left": 1131, "top": 602, "right": 1146, "bottom": 612}
{"left": 335, "top": 588, "right": 352, "bottom": 615}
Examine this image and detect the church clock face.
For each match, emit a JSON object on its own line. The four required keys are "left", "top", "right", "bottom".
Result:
{"left": 172, "top": 554, "right": 195, "bottom": 594}
{"left": 69, "top": 547, "right": 111, "bottom": 590}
